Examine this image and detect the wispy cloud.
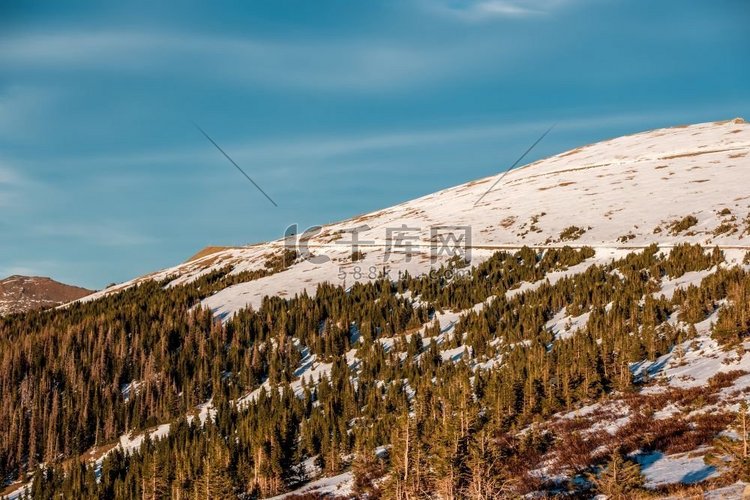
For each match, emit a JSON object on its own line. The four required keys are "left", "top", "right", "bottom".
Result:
{"left": 0, "top": 162, "right": 25, "bottom": 208}
{"left": 59, "top": 108, "right": 706, "bottom": 170}
{"left": 426, "top": 0, "right": 572, "bottom": 21}
{"left": 0, "top": 165, "right": 20, "bottom": 185}
{"left": 38, "top": 120, "right": 543, "bottom": 177}
{"left": 0, "top": 30, "right": 497, "bottom": 91}
{"left": 33, "top": 222, "right": 157, "bottom": 247}
{"left": 0, "top": 86, "right": 60, "bottom": 140}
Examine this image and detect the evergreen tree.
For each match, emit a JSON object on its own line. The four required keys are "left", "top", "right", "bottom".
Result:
{"left": 588, "top": 452, "right": 644, "bottom": 499}
{"left": 705, "top": 400, "right": 750, "bottom": 481}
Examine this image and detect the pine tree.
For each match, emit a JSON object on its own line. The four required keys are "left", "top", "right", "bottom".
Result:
{"left": 705, "top": 400, "right": 750, "bottom": 481}
{"left": 461, "top": 430, "right": 510, "bottom": 499}
{"left": 386, "top": 414, "right": 419, "bottom": 500}
{"left": 194, "top": 443, "right": 235, "bottom": 499}
{"left": 141, "top": 455, "right": 167, "bottom": 500}
{"left": 588, "top": 452, "right": 644, "bottom": 499}
{"left": 351, "top": 437, "right": 386, "bottom": 497}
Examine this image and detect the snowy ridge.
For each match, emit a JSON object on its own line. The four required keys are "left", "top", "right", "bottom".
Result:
{"left": 74, "top": 119, "right": 750, "bottom": 321}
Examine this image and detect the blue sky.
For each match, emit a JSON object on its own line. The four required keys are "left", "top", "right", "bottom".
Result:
{"left": 0, "top": 0, "right": 748, "bottom": 289}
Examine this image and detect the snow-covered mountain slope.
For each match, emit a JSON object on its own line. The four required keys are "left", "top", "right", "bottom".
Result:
{"left": 80, "top": 118, "right": 750, "bottom": 318}
{"left": 0, "top": 275, "right": 93, "bottom": 316}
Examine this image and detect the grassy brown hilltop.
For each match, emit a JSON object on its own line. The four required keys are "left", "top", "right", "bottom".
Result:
{"left": 0, "top": 275, "right": 93, "bottom": 315}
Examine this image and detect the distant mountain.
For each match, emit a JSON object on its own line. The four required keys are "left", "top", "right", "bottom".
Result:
{"left": 0, "top": 275, "right": 94, "bottom": 315}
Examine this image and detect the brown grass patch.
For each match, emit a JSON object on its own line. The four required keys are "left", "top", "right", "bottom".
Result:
{"left": 714, "top": 118, "right": 746, "bottom": 125}
{"left": 661, "top": 148, "right": 740, "bottom": 160}
{"left": 713, "top": 223, "right": 738, "bottom": 236}
{"left": 559, "top": 225, "right": 587, "bottom": 241}
{"left": 559, "top": 147, "right": 584, "bottom": 158}
{"left": 538, "top": 181, "right": 577, "bottom": 191}
{"left": 500, "top": 216, "right": 517, "bottom": 228}
{"left": 465, "top": 178, "right": 491, "bottom": 187}
{"left": 84, "top": 441, "right": 119, "bottom": 462}
{"left": 186, "top": 246, "right": 236, "bottom": 263}
{"left": 506, "top": 164, "right": 612, "bottom": 184}
{"left": 668, "top": 215, "right": 699, "bottom": 235}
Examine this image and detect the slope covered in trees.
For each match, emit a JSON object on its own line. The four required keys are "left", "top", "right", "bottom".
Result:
{"left": 3, "top": 244, "right": 750, "bottom": 498}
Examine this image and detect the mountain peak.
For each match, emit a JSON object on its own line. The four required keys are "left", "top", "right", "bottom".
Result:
{"left": 0, "top": 275, "right": 94, "bottom": 316}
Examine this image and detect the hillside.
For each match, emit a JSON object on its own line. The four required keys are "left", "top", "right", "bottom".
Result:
{"left": 0, "top": 275, "right": 93, "bottom": 316}
{"left": 82, "top": 118, "right": 750, "bottom": 317}
{"left": 4, "top": 119, "right": 750, "bottom": 499}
